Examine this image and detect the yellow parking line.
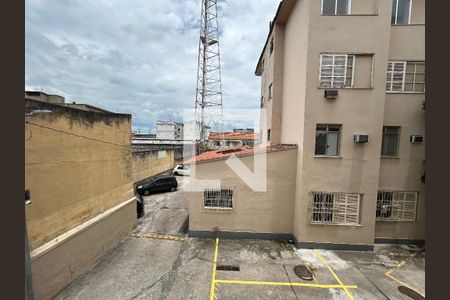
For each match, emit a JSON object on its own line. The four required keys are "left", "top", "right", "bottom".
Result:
{"left": 130, "top": 233, "right": 185, "bottom": 241}
{"left": 314, "top": 250, "right": 355, "bottom": 300}
{"left": 384, "top": 252, "right": 425, "bottom": 297}
{"left": 209, "top": 238, "right": 219, "bottom": 300}
{"left": 215, "top": 279, "right": 357, "bottom": 289}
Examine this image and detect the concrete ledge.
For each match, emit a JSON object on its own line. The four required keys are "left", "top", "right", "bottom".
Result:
{"left": 295, "top": 240, "right": 374, "bottom": 251}
{"left": 31, "top": 198, "right": 137, "bottom": 300}
{"left": 374, "top": 238, "right": 425, "bottom": 246}
{"left": 188, "top": 230, "right": 294, "bottom": 242}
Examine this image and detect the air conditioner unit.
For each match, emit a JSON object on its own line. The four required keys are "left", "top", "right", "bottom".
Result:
{"left": 410, "top": 135, "right": 423, "bottom": 144}
{"left": 324, "top": 89, "right": 338, "bottom": 99}
{"left": 354, "top": 134, "right": 369, "bottom": 143}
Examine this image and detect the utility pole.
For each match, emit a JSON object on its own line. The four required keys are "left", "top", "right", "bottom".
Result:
{"left": 194, "top": 0, "right": 225, "bottom": 154}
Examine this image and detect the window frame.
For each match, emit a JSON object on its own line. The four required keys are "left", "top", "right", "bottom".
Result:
{"left": 203, "top": 189, "right": 234, "bottom": 211}
{"left": 315, "top": 124, "right": 342, "bottom": 156}
{"left": 381, "top": 126, "right": 400, "bottom": 157}
{"left": 376, "top": 190, "right": 418, "bottom": 221}
{"left": 386, "top": 60, "right": 425, "bottom": 93}
{"left": 391, "top": 0, "right": 412, "bottom": 25}
{"left": 321, "top": 0, "right": 352, "bottom": 15}
{"left": 309, "top": 191, "right": 361, "bottom": 225}
{"left": 319, "top": 53, "right": 355, "bottom": 89}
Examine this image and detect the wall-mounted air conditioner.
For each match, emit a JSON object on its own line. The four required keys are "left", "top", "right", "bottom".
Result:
{"left": 354, "top": 134, "right": 369, "bottom": 143}
{"left": 324, "top": 89, "right": 338, "bottom": 99}
{"left": 410, "top": 135, "right": 423, "bottom": 144}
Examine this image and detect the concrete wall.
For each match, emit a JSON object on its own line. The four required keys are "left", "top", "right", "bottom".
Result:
{"left": 131, "top": 149, "right": 175, "bottom": 183}
{"left": 25, "top": 99, "right": 136, "bottom": 299}
{"left": 189, "top": 148, "right": 298, "bottom": 234}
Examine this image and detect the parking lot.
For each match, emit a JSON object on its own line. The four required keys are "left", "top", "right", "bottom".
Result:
{"left": 56, "top": 176, "right": 425, "bottom": 299}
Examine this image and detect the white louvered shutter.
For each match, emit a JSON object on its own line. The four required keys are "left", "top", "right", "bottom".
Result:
{"left": 387, "top": 61, "right": 406, "bottom": 92}
{"left": 334, "top": 193, "right": 360, "bottom": 225}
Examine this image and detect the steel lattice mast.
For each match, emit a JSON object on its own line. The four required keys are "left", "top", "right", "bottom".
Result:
{"left": 195, "top": 0, "right": 224, "bottom": 152}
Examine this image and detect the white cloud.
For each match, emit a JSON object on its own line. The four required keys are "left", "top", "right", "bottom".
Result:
{"left": 25, "top": 0, "right": 279, "bottom": 131}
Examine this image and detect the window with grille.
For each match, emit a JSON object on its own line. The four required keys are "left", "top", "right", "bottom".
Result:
{"left": 203, "top": 189, "right": 233, "bottom": 209}
{"left": 376, "top": 190, "right": 418, "bottom": 221}
{"left": 386, "top": 61, "right": 425, "bottom": 93}
{"left": 310, "top": 192, "right": 360, "bottom": 225}
{"left": 391, "top": 0, "right": 411, "bottom": 25}
{"left": 322, "top": 0, "right": 351, "bottom": 15}
{"left": 381, "top": 126, "right": 400, "bottom": 157}
{"left": 315, "top": 124, "right": 341, "bottom": 156}
{"left": 319, "top": 54, "right": 354, "bottom": 88}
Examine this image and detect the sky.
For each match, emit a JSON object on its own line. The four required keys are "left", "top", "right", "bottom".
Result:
{"left": 25, "top": 0, "right": 279, "bottom": 133}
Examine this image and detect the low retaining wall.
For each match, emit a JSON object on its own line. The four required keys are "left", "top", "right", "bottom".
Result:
{"left": 30, "top": 198, "right": 136, "bottom": 300}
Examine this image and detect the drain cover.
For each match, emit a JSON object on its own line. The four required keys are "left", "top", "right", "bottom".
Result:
{"left": 293, "top": 265, "right": 313, "bottom": 281}
{"left": 398, "top": 286, "right": 425, "bottom": 300}
{"left": 216, "top": 265, "right": 240, "bottom": 271}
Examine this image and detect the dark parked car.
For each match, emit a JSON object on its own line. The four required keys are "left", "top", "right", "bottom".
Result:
{"left": 136, "top": 175, "right": 178, "bottom": 196}
{"left": 136, "top": 194, "right": 145, "bottom": 218}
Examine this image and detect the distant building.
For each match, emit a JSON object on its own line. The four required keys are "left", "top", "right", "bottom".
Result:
{"left": 25, "top": 90, "right": 65, "bottom": 104}
{"left": 233, "top": 128, "right": 255, "bottom": 133}
{"left": 184, "top": 120, "right": 210, "bottom": 141}
{"left": 156, "top": 120, "right": 184, "bottom": 140}
{"left": 208, "top": 131, "right": 259, "bottom": 148}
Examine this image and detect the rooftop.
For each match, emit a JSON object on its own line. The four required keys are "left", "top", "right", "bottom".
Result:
{"left": 185, "top": 144, "right": 297, "bottom": 165}
{"left": 209, "top": 131, "right": 259, "bottom": 141}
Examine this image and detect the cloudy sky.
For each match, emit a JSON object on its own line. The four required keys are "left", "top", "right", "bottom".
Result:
{"left": 25, "top": 0, "right": 279, "bottom": 132}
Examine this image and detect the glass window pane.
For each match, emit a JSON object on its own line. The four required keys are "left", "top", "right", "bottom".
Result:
{"left": 414, "top": 83, "right": 425, "bottom": 92}
{"left": 326, "top": 132, "right": 339, "bottom": 156}
{"left": 336, "top": 0, "right": 349, "bottom": 14}
{"left": 315, "top": 133, "right": 327, "bottom": 155}
{"left": 415, "top": 63, "right": 425, "bottom": 72}
{"left": 396, "top": 0, "right": 411, "bottom": 24}
{"left": 391, "top": 0, "right": 398, "bottom": 24}
{"left": 406, "top": 63, "right": 415, "bottom": 72}
{"left": 415, "top": 73, "right": 425, "bottom": 82}
{"left": 405, "top": 73, "right": 414, "bottom": 83}
{"left": 404, "top": 83, "right": 413, "bottom": 91}
{"left": 322, "top": 0, "right": 336, "bottom": 14}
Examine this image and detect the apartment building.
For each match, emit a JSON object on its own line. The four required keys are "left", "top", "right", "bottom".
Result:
{"left": 156, "top": 120, "right": 184, "bottom": 140}
{"left": 256, "top": 0, "right": 425, "bottom": 248}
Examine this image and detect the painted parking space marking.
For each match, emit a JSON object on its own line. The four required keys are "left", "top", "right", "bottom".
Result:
{"left": 130, "top": 233, "right": 186, "bottom": 241}
{"left": 314, "top": 250, "right": 356, "bottom": 300}
{"left": 215, "top": 279, "right": 357, "bottom": 289}
{"left": 209, "top": 238, "right": 359, "bottom": 299}
{"left": 384, "top": 251, "right": 425, "bottom": 298}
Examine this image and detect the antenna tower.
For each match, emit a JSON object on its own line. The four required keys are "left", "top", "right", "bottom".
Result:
{"left": 195, "top": 0, "right": 224, "bottom": 153}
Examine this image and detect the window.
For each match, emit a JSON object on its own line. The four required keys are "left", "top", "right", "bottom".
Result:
{"left": 315, "top": 124, "right": 341, "bottom": 156}
{"left": 392, "top": 0, "right": 411, "bottom": 25}
{"left": 376, "top": 190, "right": 418, "bottom": 221}
{"left": 381, "top": 126, "right": 400, "bottom": 157}
{"left": 322, "top": 0, "right": 351, "bottom": 15}
{"left": 310, "top": 192, "right": 360, "bottom": 225}
{"left": 204, "top": 189, "right": 233, "bottom": 209}
{"left": 319, "top": 54, "right": 354, "bottom": 88}
{"left": 260, "top": 96, "right": 264, "bottom": 107}
{"left": 267, "top": 129, "right": 271, "bottom": 142}
{"left": 386, "top": 61, "right": 425, "bottom": 93}
{"left": 270, "top": 38, "right": 274, "bottom": 54}
{"left": 268, "top": 83, "right": 273, "bottom": 100}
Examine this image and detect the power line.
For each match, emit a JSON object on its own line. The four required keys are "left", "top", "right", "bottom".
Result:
{"left": 26, "top": 121, "right": 130, "bottom": 149}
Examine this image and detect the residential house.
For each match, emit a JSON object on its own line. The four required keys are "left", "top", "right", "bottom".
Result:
{"left": 209, "top": 131, "right": 259, "bottom": 148}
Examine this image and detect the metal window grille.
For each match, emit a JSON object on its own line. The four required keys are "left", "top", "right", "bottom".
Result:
{"left": 376, "top": 190, "right": 418, "bottom": 221}
{"left": 381, "top": 126, "right": 400, "bottom": 157}
{"left": 204, "top": 189, "right": 233, "bottom": 210}
{"left": 319, "top": 54, "right": 354, "bottom": 88}
{"left": 386, "top": 61, "right": 425, "bottom": 93}
{"left": 309, "top": 192, "right": 360, "bottom": 225}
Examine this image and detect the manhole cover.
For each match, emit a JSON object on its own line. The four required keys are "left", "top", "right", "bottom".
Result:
{"left": 216, "top": 265, "right": 240, "bottom": 271}
{"left": 293, "top": 265, "right": 313, "bottom": 281}
{"left": 398, "top": 286, "right": 425, "bottom": 300}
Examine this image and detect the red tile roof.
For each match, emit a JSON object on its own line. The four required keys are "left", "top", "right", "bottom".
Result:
{"left": 209, "top": 131, "right": 259, "bottom": 141}
{"left": 185, "top": 144, "right": 297, "bottom": 165}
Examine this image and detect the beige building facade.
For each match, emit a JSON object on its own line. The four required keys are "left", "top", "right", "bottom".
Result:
{"left": 189, "top": 0, "right": 425, "bottom": 250}
{"left": 25, "top": 98, "right": 137, "bottom": 299}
